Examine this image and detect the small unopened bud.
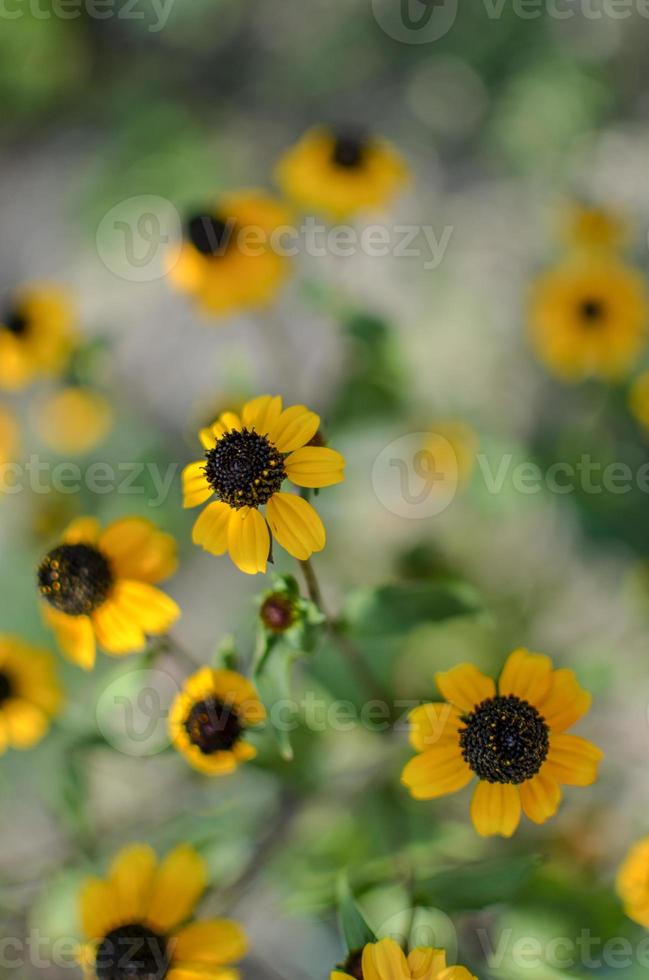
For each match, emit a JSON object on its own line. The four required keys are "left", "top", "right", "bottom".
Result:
{"left": 260, "top": 593, "right": 296, "bottom": 633}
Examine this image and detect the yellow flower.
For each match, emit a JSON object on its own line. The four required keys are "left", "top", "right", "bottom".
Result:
{"left": 169, "top": 667, "right": 266, "bottom": 776}
{"left": 0, "top": 286, "right": 76, "bottom": 390}
{"left": 530, "top": 258, "right": 648, "bottom": 381}
{"left": 182, "top": 394, "right": 345, "bottom": 575}
{"left": 275, "top": 127, "right": 408, "bottom": 220}
{"left": 401, "top": 648, "right": 603, "bottom": 838}
{"left": 35, "top": 386, "right": 113, "bottom": 455}
{"left": 0, "top": 636, "right": 62, "bottom": 753}
{"left": 332, "top": 938, "right": 476, "bottom": 980}
{"left": 77, "top": 842, "right": 248, "bottom": 980}
{"left": 0, "top": 403, "right": 18, "bottom": 467}
{"left": 562, "top": 202, "right": 628, "bottom": 254}
{"left": 168, "top": 190, "right": 292, "bottom": 316}
{"left": 617, "top": 837, "right": 649, "bottom": 927}
{"left": 38, "top": 516, "right": 180, "bottom": 670}
{"left": 425, "top": 422, "right": 477, "bottom": 491}
{"left": 629, "top": 371, "right": 649, "bottom": 432}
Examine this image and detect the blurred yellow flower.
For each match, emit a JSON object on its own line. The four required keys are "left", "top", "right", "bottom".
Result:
{"left": 0, "top": 404, "right": 18, "bottom": 468}
{"left": 275, "top": 127, "right": 408, "bottom": 220}
{"left": 0, "top": 636, "right": 62, "bottom": 753}
{"left": 563, "top": 202, "right": 629, "bottom": 254}
{"left": 530, "top": 258, "right": 648, "bottom": 381}
{"left": 332, "top": 938, "right": 476, "bottom": 980}
{"left": 426, "top": 422, "right": 477, "bottom": 491}
{"left": 77, "top": 842, "right": 248, "bottom": 980}
{"left": 0, "top": 286, "right": 76, "bottom": 390}
{"left": 629, "top": 371, "right": 649, "bottom": 431}
{"left": 617, "top": 837, "right": 649, "bottom": 927}
{"left": 182, "top": 394, "right": 345, "bottom": 574}
{"left": 168, "top": 190, "right": 293, "bottom": 316}
{"left": 402, "top": 648, "right": 603, "bottom": 838}
{"left": 38, "top": 516, "right": 179, "bottom": 670}
{"left": 35, "top": 386, "right": 113, "bottom": 455}
{"left": 169, "top": 667, "right": 266, "bottom": 776}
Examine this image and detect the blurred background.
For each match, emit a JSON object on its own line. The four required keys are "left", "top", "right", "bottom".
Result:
{"left": 4, "top": 1, "right": 649, "bottom": 977}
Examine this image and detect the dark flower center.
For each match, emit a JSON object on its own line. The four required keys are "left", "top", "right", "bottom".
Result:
{"left": 2, "top": 306, "right": 29, "bottom": 337}
{"left": 95, "top": 923, "right": 168, "bottom": 980}
{"left": 0, "top": 671, "right": 13, "bottom": 705}
{"left": 331, "top": 134, "right": 366, "bottom": 169}
{"left": 184, "top": 697, "right": 243, "bottom": 754}
{"left": 579, "top": 298, "right": 605, "bottom": 326}
{"left": 186, "top": 214, "right": 233, "bottom": 257}
{"left": 339, "top": 950, "right": 364, "bottom": 980}
{"left": 260, "top": 593, "right": 296, "bottom": 633}
{"left": 204, "top": 428, "right": 286, "bottom": 509}
{"left": 459, "top": 694, "right": 549, "bottom": 784}
{"left": 38, "top": 543, "right": 114, "bottom": 616}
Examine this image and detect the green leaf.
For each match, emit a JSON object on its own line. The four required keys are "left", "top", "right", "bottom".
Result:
{"left": 344, "top": 581, "right": 482, "bottom": 638}
{"left": 338, "top": 877, "right": 377, "bottom": 953}
{"left": 416, "top": 854, "right": 541, "bottom": 912}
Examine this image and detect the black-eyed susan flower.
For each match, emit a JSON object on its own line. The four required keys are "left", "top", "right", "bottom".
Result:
{"left": 617, "top": 838, "right": 649, "bottom": 927}
{"left": 332, "top": 938, "right": 476, "bottom": 980}
{"left": 77, "top": 842, "right": 247, "bottom": 980}
{"left": 167, "top": 190, "right": 292, "bottom": 316}
{"left": 562, "top": 201, "right": 628, "bottom": 254}
{"left": 182, "top": 394, "right": 345, "bottom": 575}
{"left": 0, "top": 636, "right": 62, "bottom": 753}
{"left": 402, "top": 648, "right": 603, "bottom": 838}
{"left": 35, "top": 386, "right": 113, "bottom": 455}
{"left": 38, "top": 517, "right": 180, "bottom": 670}
{"left": 275, "top": 127, "right": 408, "bottom": 220}
{"left": 0, "top": 286, "right": 75, "bottom": 391}
{"left": 169, "top": 667, "right": 266, "bottom": 776}
{"left": 530, "top": 258, "right": 647, "bottom": 381}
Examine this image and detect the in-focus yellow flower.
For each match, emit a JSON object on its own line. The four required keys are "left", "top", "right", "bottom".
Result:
{"left": 182, "top": 394, "right": 345, "bottom": 575}
{"left": 530, "top": 258, "right": 648, "bottom": 381}
{"left": 562, "top": 202, "right": 628, "bottom": 254}
{"left": 275, "top": 127, "right": 408, "bottom": 220}
{"left": 402, "top": 649, "right": 603, "bottom": 838}
{"left": 617, "top": 837, "right": 649, "bottom": 927}
{"left": 169, "top": 667, "right": 266, "bottom": 776}
{"left": 35, "top": 386, "right": 113, "bottom": 455}
{"left": 332, "top": 938, "right": 476, "bottom": 980}
{"left": 77, "top": 842, "right": 248, "bottom": 980}
{"left": 0, "top": 636, "right": 62, "bottom": 753}
{"left": 38, "top": 516, "right": 180, "bottom": 670}
{"left": 629, "top": 371, "right": 649, "bottom": 432}
{"left": 0, "top": 286, "right": 76, "bottom": 390}
{"left": 168, "top": 190, "right": 292, "bottom": 316}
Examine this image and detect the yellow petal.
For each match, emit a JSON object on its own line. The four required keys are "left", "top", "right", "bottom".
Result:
{"left": 147, "top": 845, "right": 208, "bottom": 933}
{"left": 79, "top": 878, "right": 117, "bottom": 940}
{"left": 63, "top": 517, "right": 101, "bottom": 545}
{"left": 362, "top": 939, "right": 410, "bottom": 980}
{"left": 99, "top": 518, "right": 177, "bottom": 584}
{"left": 192, "top": 502, "right": 232, "bottom": 555}
{"left": 498, "top": 648, "right": 553, "bottom": 706}
{"left": 199, "top": 427, "right": 217, "bottom": 450}
{"left": 617, "top": 837, "right": 649, "bottom": 917}
{"left": 91, "top": 598, "right": 146, "bottom": 655}
{"left": 545, "top": 734, "right": 603, "bottom": 786}
{"left": 266, "top": 492, "right": 325, "bottom": 560}
{"left": 438, "top": 969, "right": 477, "bottom": 980}
{"left": 209, "top": 670, "right": 267, "bottom": 726}
{"left": 434, "top": 664, "right": 495, "bottom": 713}
{"left": 519, "top": 771, "right": 562, "bottom": 824}
{"left": 407, "top": 703, "right": 463, "bottom": 752}
{"left": 42, "top": 606, "right": 95, "bottom": 670}
{"left": 167, "top": 968, "right": 239, "bottom": 980}
{"left": 267, "top": 404, "right": 320, "bottom": 452}
{"left": 470, "top": 781, "right": 521, "bottom": 838}
{"left": 535, "top": 668, "right": 592, "bottom": 732}
{"left": 172, "top": 920, "right": 248, "bottom": 966}
{"left": 182, "top": 461, "right": 213, "bottom": 509}
{"left": 109, "top": 580, "right": 180, "bottom": 635}
{"left": 227, "top": 507, "right": 270, "bottom": 575}
{"left": 401, "top": 744, "right": 472, "bottom": 800}
{"left": 108, "top": 844, "right": 157, "bottom": 924}
{"left": 3, "top": 700, "right": 49, "bottom": 748}
{"left": 241, "top": 394, "right": 283, "bottom": 435}
{"left": 213, "top": 412, "right": 242, "bottom": 439}
{"left": 284, "top": 446, "right": 345, "bottom": 488}
{"left": 408, "top": 946, "right": 447, "bottom": 979}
